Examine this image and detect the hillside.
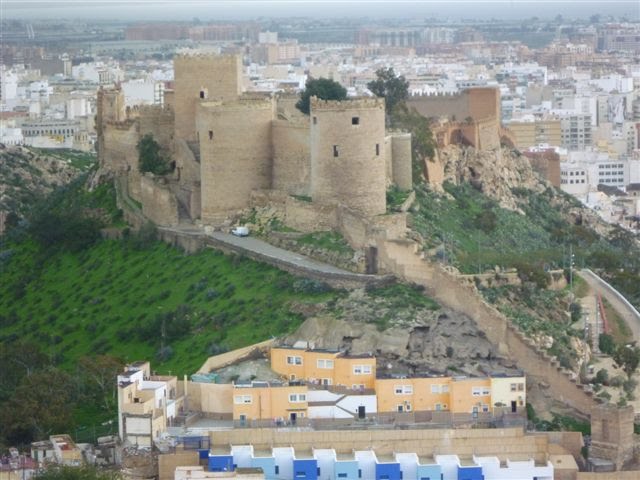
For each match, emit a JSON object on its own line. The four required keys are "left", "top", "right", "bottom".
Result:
{"left": 0, "top": 146, "right": 94, "bottom": 234}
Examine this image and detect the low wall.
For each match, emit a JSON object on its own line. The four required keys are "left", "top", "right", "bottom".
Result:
{"left": 204, "top": 233, "right": 393, "bottom": 290}
{"left": 182, "top": 382, "right": 233, "bottom": 416}
{"left": 197, "top": 339, "right": 274, "bottom": 373}
{"left": 158, "top": 450, "right": 199, "bottom": 480}
{"left": 208, "top": 427, "right": 549, "bottom": 462}
{"left": 577, "top": 473, "right": 640, "bottom": 479}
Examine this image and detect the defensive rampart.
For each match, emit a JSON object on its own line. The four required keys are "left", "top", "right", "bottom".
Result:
{"left": 376, "top": 238, "right": 599, "bottom": 417}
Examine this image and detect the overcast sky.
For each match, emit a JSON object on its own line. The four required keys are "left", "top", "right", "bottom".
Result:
{"left": 3, "top": 1, "right": 639, "bottom": 21}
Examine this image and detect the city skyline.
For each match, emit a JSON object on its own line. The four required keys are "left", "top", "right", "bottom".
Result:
{"left": 3, "top": 0, "right": 639, "bottom": 21}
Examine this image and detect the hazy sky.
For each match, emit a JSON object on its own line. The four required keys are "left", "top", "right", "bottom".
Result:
{"left": 3, "top": 0, "right": 639, "bottom": 21}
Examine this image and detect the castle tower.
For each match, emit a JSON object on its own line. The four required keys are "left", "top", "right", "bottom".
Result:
{"left": 96, "top": 87, "right": 126, "bottom": 168}
{"left": 310, "top": 97, "right": 387, "bottom": 217}
{"left": 173, "top": 52, "right": 242, "bottom": 142}
{"left": 197, "top": 98, "right": 274, "bottom": 223}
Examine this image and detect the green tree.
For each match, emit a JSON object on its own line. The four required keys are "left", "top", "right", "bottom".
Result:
{"left": 137, "top": 134, "right": 171, "bottom": 175}
{"left": 78, "top": 355, "right": 124, "bottom": 412}
{"left": 295, "top": 78, "right": 347, "bottom": 115}
{"left": 0, "top": 368, "right": 76, "bottom": 447}
{"left": 35, "top": 465, "right": 123, "bottom": 480}
{"left": 613, "top": 345, "right": 640, "bottom": 377}
{"left": 367, "top": 67, "right": 410, "bottom": 120}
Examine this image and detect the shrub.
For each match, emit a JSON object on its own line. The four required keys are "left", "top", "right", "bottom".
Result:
{"left": 138, "top": 134, "right": 172, "bottom": 175}
{"left": 598, "top": 334, "right": 616, "bottom": 355}
{"left": 594, "top": 368, "right": 609, "bottom": 385}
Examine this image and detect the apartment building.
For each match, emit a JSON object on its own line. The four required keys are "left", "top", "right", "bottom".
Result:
{"left": 561, "top": 114, "right": 592, "bottom": 151}
{"left": 117, "top": 361, "right": 183, "bottom": 447}
{"left": 270, "top": 346, "right": 376, "bottom": 389}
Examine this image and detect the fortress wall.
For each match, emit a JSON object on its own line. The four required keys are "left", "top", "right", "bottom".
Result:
{"left": 310, "top": 98, "right": 387, "bottom": 217}
{"left": 138, "top": 106, "right": 174, "bottom": 150}
{"left": 376, "top": 239, "right": 599, "bottom": 417}
{"left": 477, "top": 117, "right": 501, "bottom": 150}
{"left": 391, "top": 133, "right": 413, "bottom": 189}
{"left": 173, "top": 53, "right": 242, "bottom": 142}
{"left": 272, "top": 119, "right": 311, "bottom": 196}
{"left": 384, "top": 136, "right": 393, "bottom": 184}
{"left": 101, "top": 122, "right": 139, "bottom": 172}
{"left": 127, "top": 170, "right": 143, "bottom": 204}
{"left": 284, "top": 197, "right": 337, "bottom": 232}
{"left": 139, "top": 174, "right": 179, "bottom": 226}
{"left": 407, "top": 88, "right": 500, "bottom": 122}
{"left": 174, "top": 139, "right": 202, "bottom": 220}
{"left": 198, "top": 99, "right": 274, "bottom": 223}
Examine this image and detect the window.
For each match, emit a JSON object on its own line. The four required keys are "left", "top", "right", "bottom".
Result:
{"left": 353, "top": 365, "right": 372, "bottom": 375}
{"left": 375, "top": 143, "right": 380, "bottom": 156}
{"left": 517, "top": 383, "right": 524, "bottom": 391}
{"left": 431, "top": 384, "right": 441, "bottom": 394}
{"left": 313, "top": 116, "right": 317, "bottom": 125}
{"left": 333, "top": 145, "right": 339, "bottom": 157}
{"left": 317, "top": 359, "right": 334, "bottom": 369}
{"left": 358, "top": 469, "right": 362, "bottom": 478}
{"left": 275, "top": 466, "right": 279, "bottom": 475}
{"left": 296, "top": 471, "right": 306, "bottom": 478}
{"left": 435, "top": 403, "right": 442, "bottom": 411}
{"left": 287, "top": 356, "right": 302, "bottom": 365}
{"left": 510, "top": 383, "right": 517, "bottom": 392}
{"left": 289, "top": 393, "right": 307, "bottom": 403}
{"left": 199, "top": 90, "right": 206, "bottom": 99}
{"left": 472, "top": 387, "right": 490, "bottom": 397}
{"left": 352, "top": 116, "right": 360, "bottom": 125}
{"left": 208, "top": 130, "right": 213, "bottom": 140}
{"left": 352, "top": 384, "right": 365, "bottom": 390}
{"left": 321, "top": 378, "right": 332, "bottom": 386}
{"left": 394, "top": 385, "right": 413, "bottom": 395}
{"left": 234, "top": 395, "right": 252, "bottom": 404}
{"left": 338, "top": 474, "right": 347, "bottom": 478}
{"left": 317, "top": 468, "right": 321, "bottom": 475}
{"left": 482, "top": 404, "right": 490, "bottom": 413}
{"left": 442, "top": 384, "right": 449, "bottom": 393}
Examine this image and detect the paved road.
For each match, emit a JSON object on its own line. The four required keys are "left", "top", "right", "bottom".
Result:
{"left": 209, "top": 232, "right": 356, "bottom": 276}
{"left": 578, "top": 269, "right": 640, "bottom": 341}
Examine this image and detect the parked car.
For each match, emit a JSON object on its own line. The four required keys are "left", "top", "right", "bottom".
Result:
{"left": 231, "top": 226, "right": 250, "bottom": 237}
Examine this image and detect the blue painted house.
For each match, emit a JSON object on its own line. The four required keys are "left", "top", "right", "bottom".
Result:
{"left": 208, "top": 446, "right": 234, "bottom": 473}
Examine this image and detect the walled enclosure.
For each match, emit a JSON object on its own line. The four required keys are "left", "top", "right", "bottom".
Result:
{"left": 310, "top": 97, "right": 387, "bottom": 217}
{"left": 407, "top": 88, "right": 500, "bottom": 123}
{"left": 173, "top": 53, "right": 242, "bottom": 142}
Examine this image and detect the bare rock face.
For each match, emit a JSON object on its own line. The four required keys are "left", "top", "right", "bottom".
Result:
{"left": 285, "top": 289, "right": 518, "bottom": 377}
{"left": 438, "top": 145, "right": 546, "bottom": 212}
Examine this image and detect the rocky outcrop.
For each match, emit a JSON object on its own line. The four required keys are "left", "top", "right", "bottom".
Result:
{"left": 286, "top": 288, "right": 518, "bottom": 378}
{"left": 437, "top": 145, "right": 546, "bottom": 212}
{"left": 0, "top": 145, "right": 89, "bottom": 234}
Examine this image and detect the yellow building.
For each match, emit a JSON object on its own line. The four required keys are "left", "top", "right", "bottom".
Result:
{"left": 232, "top": 382, "right": 308, "bottom": 424}
{"left": 270, "top": 347, "right": 376, "bottom": 389}
{"left": 375, "top": 375, "right": 526, "bottom": 414}
{"left": 450, "top": 377, "right": 492, "bottom": 414}
{"left": 375, "top": 377, "right": 451, "bottom": 413}
{"left": 508, "top": 119, "right": 562, "bottom": 150}
{"left": 490, "top": 376, "right": 526, "bottom": 413}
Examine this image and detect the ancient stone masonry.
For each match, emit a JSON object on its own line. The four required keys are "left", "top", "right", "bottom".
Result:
{"left": 97, "top": 50, "right": 412, "bottom": 233}
{"left": 310, "top": 97, "right": 387, "bottom": 217}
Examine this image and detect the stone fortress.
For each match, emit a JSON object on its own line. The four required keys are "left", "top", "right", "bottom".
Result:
{"left": 96, "top": 50, "right": 413, "bottom": 241}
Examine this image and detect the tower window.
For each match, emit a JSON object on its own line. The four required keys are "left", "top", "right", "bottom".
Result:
{"left": 208, "top": 130, "right": 213, "bottom": 140}
{"left": 200, "top": 90, "right": 206, "bottom": 99}
{"left": 376, "top": 143, "right": 380, "bottom": 156}
{"left": 313, "top": 116, "right": 317, "bottom": 125}
{"left": 333, "top": 145, "right": 339, "bottom": 157}
{"left": 352, "top": 117, "right": 360, "bottom": 125}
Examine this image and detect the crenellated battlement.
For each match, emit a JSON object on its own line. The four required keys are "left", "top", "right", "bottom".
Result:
{"left": 311, "top": 96, "right": 385, "bottom": 111}
{"left": 200, "top": 96, "right": 274, "bottom": 111}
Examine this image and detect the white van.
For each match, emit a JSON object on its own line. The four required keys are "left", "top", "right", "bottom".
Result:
{"left": 231, "top": 226, "right": 250, "bottom": 237}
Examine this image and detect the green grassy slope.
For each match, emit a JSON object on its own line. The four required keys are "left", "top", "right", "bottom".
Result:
{"left": 0, "top": 239, "right": 340, "bottom": 377}
{"left": 411, "top": 182, "right": 640, "bottom": 309}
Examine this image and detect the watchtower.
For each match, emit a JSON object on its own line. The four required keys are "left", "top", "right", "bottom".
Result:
{"left": 310, "top": 97, "right": 386, "bottom": 217}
